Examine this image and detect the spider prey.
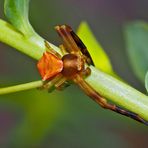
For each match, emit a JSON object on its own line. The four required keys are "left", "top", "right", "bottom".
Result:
{"left": 37, "top": 25, "right": 148, "bottom": 126}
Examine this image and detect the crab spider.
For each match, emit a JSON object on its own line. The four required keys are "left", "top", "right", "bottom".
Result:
{"left": 37, "top": 25, "right": 148, "bottom": 126}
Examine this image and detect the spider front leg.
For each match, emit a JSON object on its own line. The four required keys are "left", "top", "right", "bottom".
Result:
{"left": 40, "top": 73, "right": 69, "bottom": 92}
{"left": 39, "top": 74, "right": 63, "bottom": 92}
{"left": 55, "top": 25, "right": 94, "bottom": 65}
{"left": 54, "top": 76, "right": 71, "bottom": 90}
{"left": 74, "top": 74, "right": 148, "bottom": 125}
{"left": 80, "top": 67, "right": 91, "bottom": 78}
{"left": 59, "top": 44, "right": 67, "bottom": 55}
{"left": 44, "top": 40, "right": 62, "bottom": 58}
{"left": 55, "top": 25, "right": 82, "bottom": 55}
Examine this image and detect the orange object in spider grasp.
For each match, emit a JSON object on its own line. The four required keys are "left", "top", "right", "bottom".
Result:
{"left": 37, "top": 51, "right": 63, "bottom": 81}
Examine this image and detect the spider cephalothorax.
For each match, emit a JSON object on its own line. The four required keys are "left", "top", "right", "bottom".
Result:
{"left": 37, "top": 25, "right": 148, "bottom": 126}
{"left": 61, "top": 53, "right": 85, "bottom": 78}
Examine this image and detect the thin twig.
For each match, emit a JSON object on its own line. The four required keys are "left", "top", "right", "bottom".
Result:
{"left": 0, "top": 80, "right": 43, "bottom": 95}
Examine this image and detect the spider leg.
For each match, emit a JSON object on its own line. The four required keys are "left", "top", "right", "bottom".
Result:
{"left": 73, "top": 74, "right": 148, "bottom": 125}
{"left": 39, "top": 74, "right": 63, "bottom": 92}
{"left": 40, "top": 73, "right": 70, "bottom": 92}
{"left": 44, "top": 40, "right": 62, "bottom": 58}
{"left": 54, "top": 77, "right": 69, "bottom": 90}
{"left": 69, "top": 28, "right": 94, "bottom": 65}
{"left": 80, "top": 67, "right": 91, "bottom": 78}
{"left": 55, "top": 25, "right": 93, "bottom": 65}
{"left": 59, "top": 44, "right": 67, "bottom": 55}
{"left": 55, "top": 25, "right": 81, "bottom": 54}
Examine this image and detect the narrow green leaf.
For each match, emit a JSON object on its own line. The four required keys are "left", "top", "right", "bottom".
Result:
{"left": 124, "top": 21, "right": 148, "bottom": 83}
{"left": 77, "top": 22, "right": 114, "bottom": 75}
{"left": 4, "top": 0, "right": 35, "bottom": 37}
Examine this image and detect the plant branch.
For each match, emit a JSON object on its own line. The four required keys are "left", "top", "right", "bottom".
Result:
{"left": 0, "top": 19, "right": 148, "bottom": 121}
{"left": 86, "top": 66, "right": 148, "bottom": 120}
{"left": 0, "top": 80, "right": 43, "bottom": 95}
{"left": 0, "top": 19, "right": 61, "bottom": 60}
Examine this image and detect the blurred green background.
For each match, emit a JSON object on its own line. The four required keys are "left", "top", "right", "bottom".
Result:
{"left": 0, "top": 0, "right": 148, "bottom": 147}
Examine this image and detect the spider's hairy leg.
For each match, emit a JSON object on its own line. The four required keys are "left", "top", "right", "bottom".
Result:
{"left": 59, "top": 44, "right": 67, "bottom": 55}
{"left": 44, "top": 40, "right": 62, "bottom": 58}
{"left": 69, "top": 28, "right": 94, "bottom": 65}
{"left": 80, "top": 67, "right": 91, "bottom": 78}
{"left": 54, "top": 76, "right": 69, "bottom": 90}
{"left": 55, "top": 25, "right": 80, "bottom": 54}
{"left": 73, "top": 74, "right": 148, "bottom": 125}
{"left": 55, "top": 25, "right": 94, "bottom": 65}
{"left": 40, "top": 74, "right": 63, "bottom": 92}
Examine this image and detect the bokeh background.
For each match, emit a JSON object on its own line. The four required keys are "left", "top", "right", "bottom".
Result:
{"left": 0, "top": 0, "right": 148, "bottom": 147}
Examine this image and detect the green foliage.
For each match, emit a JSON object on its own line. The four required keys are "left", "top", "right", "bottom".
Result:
{"left": 3, "top": 0, "right": 60, "bottom": 59}
{"left": 124, "top": 21, "right": 148, "bottom": 83}
{"left": 0, "top": 19, "right": 45, "bottom": 60}
{"left": 77, "top": 22, "right": 114, "bottom": 75}
{"left": 4, "top": 0, "right": 35, "bottom": 37}
{"left": 4, "top": 0, "right": 31, "bottom": 35}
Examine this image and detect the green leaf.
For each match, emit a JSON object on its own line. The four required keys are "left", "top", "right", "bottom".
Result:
{"left": 4, "top": 0, "right": 59, "bottom": 53}
{"left": 4, "top": 0, "right": 35, "bottom": 37}
{"left": 124, "top": 21, "right": 148, "bottom": 83}
{"left": 77, "top": 22, "right": 114, "bottom": 75}
{"left": 145, "top": 71, "right": 148, "bottom": 92}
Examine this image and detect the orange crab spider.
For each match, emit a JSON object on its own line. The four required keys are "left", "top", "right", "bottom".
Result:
{"left": 37, "top": 25, "right": 148, "bottom": 126}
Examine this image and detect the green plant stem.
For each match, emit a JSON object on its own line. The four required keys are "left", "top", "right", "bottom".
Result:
{"left": 0, "top": 19, "right": 61, "bottom": 60}
{"left": 0, "top": 81, "right": 43, "bottom": 95}
{"left": 86, "top": 66, "right": 148, "bottom": 120}
{"left": 0, "top": 19, "right": 148, "bottom": 121}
